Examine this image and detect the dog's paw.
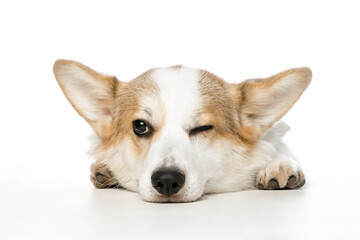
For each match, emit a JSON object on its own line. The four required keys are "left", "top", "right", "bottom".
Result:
{"left": 90, "top": 163, "right": 123, "bottom": 189}
{"left": 256, "top": 160, "right": 306, "bottom": 190}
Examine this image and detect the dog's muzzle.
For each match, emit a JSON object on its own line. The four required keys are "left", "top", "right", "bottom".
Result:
{"left": 151, "top": 168, "right": 185, "bottom": 196}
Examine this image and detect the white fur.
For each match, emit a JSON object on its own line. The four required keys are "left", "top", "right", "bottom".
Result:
{"left": 139, "top": 67, "right": 206, "bottom": 202}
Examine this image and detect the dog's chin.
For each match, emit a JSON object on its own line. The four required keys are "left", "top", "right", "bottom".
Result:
{"left": 141, "top": 192, "right": 203, "bottom": 203}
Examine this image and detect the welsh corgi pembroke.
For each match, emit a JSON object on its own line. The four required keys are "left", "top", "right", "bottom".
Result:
{"left": 53, "top": 60, "right": 311, "bottom": 202}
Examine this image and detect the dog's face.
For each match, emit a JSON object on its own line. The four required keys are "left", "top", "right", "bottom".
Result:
{"left": 54, "top": 60, "right": 311, "bottom": 202}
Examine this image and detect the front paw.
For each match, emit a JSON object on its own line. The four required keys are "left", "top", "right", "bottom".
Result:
{"left": 90, "top": 163, "right": 122, "bottom": 189}
{"left": 256, "top": 160, "right": 306, "bottom": 190}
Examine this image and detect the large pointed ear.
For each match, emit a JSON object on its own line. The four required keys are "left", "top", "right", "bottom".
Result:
{"left": 53, "top": 59, "right": 119, "bottom": 138}
{"left": 237, "top": 67, "right": 312, "bottom": 141}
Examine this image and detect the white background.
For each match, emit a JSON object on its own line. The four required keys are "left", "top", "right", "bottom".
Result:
{"left": 1, "top": 1, "right": 359, "bottom": 239}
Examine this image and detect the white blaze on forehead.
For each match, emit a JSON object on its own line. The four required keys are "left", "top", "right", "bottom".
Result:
{"left": 138, "top": 66, "right": 205, "bottom": 202}
{"left": 151, "top": 66, "right": 201, "bottom": 128}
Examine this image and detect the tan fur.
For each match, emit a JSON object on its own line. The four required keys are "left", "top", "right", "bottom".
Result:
{"left": 198, "top": 70, "right": 252, "bottom": 147}
{"left": 237, "top": 67, "right": 312, "bottom": 138}
{"left": 104, "top": 70, "right": 157, "bottom": 146}
{"left": 53, "top": 60, "right": 160, "bottom": 150}
{"left": 197, "top": 67, "right": 311, "bottom": 154}
{"left": 170, "top": 65, "right": 183, "bottom": 70}
{"left": 53, "top": 60, "right": 119, "bottom": 139}
{"left": 91, "top": 70, "right": 163, "bottom": 187}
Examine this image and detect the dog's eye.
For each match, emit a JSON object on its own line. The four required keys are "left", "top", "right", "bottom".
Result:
{"left": 133, "top": 120, "right": 152, "bottom": 137}
{"left": 189, "top": 125, "right": 213, "bottom": 136}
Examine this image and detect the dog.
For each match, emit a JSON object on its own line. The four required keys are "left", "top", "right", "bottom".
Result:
{"left": 53, "top": 60, "right": 311, "bottom": 202}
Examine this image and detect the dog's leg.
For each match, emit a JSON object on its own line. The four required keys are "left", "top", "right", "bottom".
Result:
{"left": 255, "top": 157, "right": 306, "bottom": 190}
{"left": 90, "top": 162, "right": 123, "bottom": 189}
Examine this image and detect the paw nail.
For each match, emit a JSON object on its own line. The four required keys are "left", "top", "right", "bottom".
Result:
{"left": 95, "top": 173, "right": 105, "bottom": 184}
{"left": 268, "top": 178, "right": 280, "bottom": 189}
{"left": 257, "top": 183, "right": 265, "bottom": 190}
{"left": 287, "top": 175, "right": 297, "bottom": 186}
{"left": 297, "top": 179, "right": 306, "bottom": 188}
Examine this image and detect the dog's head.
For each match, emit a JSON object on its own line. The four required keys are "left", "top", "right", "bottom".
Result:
{"left": 53, "top": 60, "right": 311, "bottom": 202}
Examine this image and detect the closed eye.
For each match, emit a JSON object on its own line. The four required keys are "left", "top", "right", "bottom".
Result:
{"left": 189, "top": 125, "right": 213, "bottom": 136}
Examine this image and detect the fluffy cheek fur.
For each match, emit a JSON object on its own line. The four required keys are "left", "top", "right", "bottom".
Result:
{"left": 92, "top": 136, "right": 147, "bottom": 192}
{"left": 202, "top": 122, "right": 297, "bottom": 194}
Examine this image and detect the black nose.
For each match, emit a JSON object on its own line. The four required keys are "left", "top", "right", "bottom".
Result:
{"left": 151, "top": 168, "right": 185, "bottom": 196}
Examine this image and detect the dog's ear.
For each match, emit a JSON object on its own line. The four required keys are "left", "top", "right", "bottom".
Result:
{"left": 237, "top": 67, "right": 312, "bottom": 141}
{"left": 53, "top": 59, "right": 119, "bottom": 138}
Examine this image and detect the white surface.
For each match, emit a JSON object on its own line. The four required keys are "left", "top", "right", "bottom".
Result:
{"left": 1, "top": 1, "right": 360, "bottom": 239}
